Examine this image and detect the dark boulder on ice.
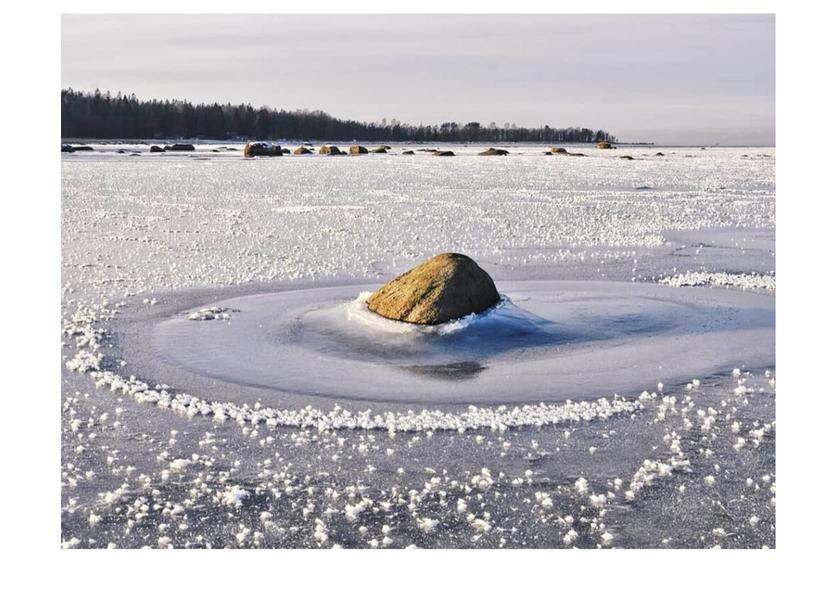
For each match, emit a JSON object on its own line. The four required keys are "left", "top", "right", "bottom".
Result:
{"left": 619, "top": 155, "right": 635, "bottom": 160}
{"left": 62, "top": 144, "right": 93, "bottom": 152}
{"left": 402, "top": 150, "right": 415, "bottom": 155}
{"left": 478, "top": 148, "right": 509, "bottom": 156}
{"left": 293, "top": 146, "right": 314, "bottom": 155}
{"left": 551, "top": 147, "right": 568, "bottom": 154}
{"left": 319, "top": 145, "right": 342, "bottom": 155}
{"left": 281, "top": 147, "right": 291, "bottom": 154}
{"left": 372, "top": 146, "right": 388, "bottom": 153}
{"left": 168, "top": 143, "right": 195, "bottom": 151}
{"left": 149, "top": 145, "right": 164, "bottom": 153}
{"left": 349, "top": 144, "right": 369, "bottom": 155}
{"left": 655, "top": 152, "right": 665, "bottom": 157}
{"left": 433, "top": 150, "right": 455, "bottom": 156}
{"left": 244, "top": 142, "right": 282, "bottom": 157}
{"left": 366, "top": 253, "right": 500, "bottom": 325}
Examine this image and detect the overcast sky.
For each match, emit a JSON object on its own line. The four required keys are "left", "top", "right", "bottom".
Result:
{"left": 62, "top": 14, "right": 775, "bottom": 145}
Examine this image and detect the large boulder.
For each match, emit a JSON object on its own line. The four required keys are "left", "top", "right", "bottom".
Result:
{"left": 551, "top": 147, "right": 567, "bottom": 154}
{"left": 478, "top": 147, "right": 509, "bottom": 156}
{"left": 168, "top": 143, "right": 195, "bottom": 151}
{"left": 349, "top": 144, "right": 369, "bottom": 155}
{"left": 149, "top": 145, "right": 164, "bottom": 153}
{"left": 61, "top": 144, "right": 75, "bottom": 153}
{"left": 244, "top": 142, "right": 282, "bottom": 157}
{"left": 402, "top": 150, "right": 415, "bottom": 155}
{"left": 433, "top": 150, "right": 455, "bottom": 157}
{"left": 293, "top": 146, "right": 314, "bottom": 155}
{"left": 319, "top": 145, "right": 342, "bottom": 155}
{"left": 372, "top": 146, "right": 388, "bottom": 153}
{"left": 366, "top": 253, "right": 500, "bottom": 325}
{"left": 595, "top": 141, "right": 612, "bottom": 149}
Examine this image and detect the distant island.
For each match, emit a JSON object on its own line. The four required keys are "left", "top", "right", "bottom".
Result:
{"left": 61, "top": 89, "right": 616, "bottom": 144}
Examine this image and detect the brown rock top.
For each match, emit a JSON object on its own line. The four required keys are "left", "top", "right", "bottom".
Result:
{"left": 366, "top": 253, "right": 500, "bottom": 325}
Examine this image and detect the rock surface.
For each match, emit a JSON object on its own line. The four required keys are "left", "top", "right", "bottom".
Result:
{"left": 244, "top": 142, "right": 282, "bottom": 157}
{"left": 478, "top": 148, "right": 509, "bottom": 156}
{"left": 366, "top": 253, "right": 500, "bottom": 325}
{"left": 349, "top": 144, "right": 368, "bottom": 155}
{"left": 319, "top": 145, "right": 342, "bottom": 155}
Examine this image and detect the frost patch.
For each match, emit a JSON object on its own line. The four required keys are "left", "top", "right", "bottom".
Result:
{"left": 187, "top": 306, "right": 238, "bottom": 321}
{"left": 66, "top": 350, "right": 102, "bottom": 373}
{"left": 659, "top": 272, "right": 774, "bottom": 292}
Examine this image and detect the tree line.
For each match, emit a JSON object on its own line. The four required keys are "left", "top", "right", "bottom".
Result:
{"left": 61, "top": 89, "right": 616, "bottom": 144}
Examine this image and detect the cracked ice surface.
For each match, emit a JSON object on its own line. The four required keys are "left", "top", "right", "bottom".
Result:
{"left": 62, "top": 145, "right": 775, "bottom": 548}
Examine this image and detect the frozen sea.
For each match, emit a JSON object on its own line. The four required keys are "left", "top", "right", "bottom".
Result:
{"left": 61, "top": 143, "right": 775, "bottom": 548}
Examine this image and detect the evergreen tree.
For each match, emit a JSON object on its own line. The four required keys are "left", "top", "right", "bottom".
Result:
{"left": 61, "top": 89, "right": 616, "bottom": 144}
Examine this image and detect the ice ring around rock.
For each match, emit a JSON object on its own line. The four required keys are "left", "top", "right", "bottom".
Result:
{"left": 150, "top": 280, "right": 774, "bottom": 405}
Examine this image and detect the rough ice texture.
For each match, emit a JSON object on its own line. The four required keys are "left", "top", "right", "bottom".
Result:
{"left": 659, "top": 271, "right": 775, "bottom": 292}
{"left": 61, "top": 146, "right": 774, "bottom": 299}
{"left": 187, "top": 306, "right": 236, "bottom": 321}
{"left": 61, "top": 145, "right": 775, "bottom": 549}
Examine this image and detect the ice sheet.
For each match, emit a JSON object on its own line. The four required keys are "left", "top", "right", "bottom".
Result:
{"left": 153, "top": 281, "right": 773, "bottom": 404}
{"left": 61, "top": 145, "right": 776, "bottom": 548}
